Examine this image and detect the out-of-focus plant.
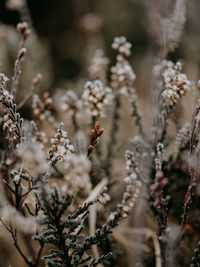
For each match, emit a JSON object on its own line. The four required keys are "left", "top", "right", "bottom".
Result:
{"left": 1, "top": 1, "right": 200, "bottom": 267}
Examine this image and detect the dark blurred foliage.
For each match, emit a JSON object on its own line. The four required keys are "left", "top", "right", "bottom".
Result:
{"left": 0, "top": 0, "right": 151, "bottom": 85}
{"left": 1, "top": 0, "right": 200, "bottom": 91}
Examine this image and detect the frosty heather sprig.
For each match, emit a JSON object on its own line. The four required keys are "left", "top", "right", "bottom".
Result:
{"left": 48, "top": 122, "right": 74, "bottom": 165}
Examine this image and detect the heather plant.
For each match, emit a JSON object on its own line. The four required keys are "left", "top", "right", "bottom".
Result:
{"left": 1, "top": 0, "right": 200, "bottom": 267}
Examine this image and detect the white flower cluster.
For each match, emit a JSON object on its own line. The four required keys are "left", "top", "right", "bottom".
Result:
{"left": 111, "top": 37, "right": 136, "bottom": 95}
{"left": 112, "top": 36, "right": 132, "bottom": 57}
{"left": 17, "top": 142, "right": 49, "bottom": 178}
{"left": 62, "top": 154, "right": 91, "bottom": 196}
{"left": 48, "top": 123, "right": 74, "bottom": 164}
{"left": 60, "top": 90, "right": 83, "bottom": 117}
{"left": 161, "top": 61, "right": 191, "bottom": 107}
{"left": 175, "top": 123, "right": 191, "bottom": 152}
{"left": 82, "top": 80, "right": 113, "bottom": 117}
{"left": 89, "top": 49, "right": 109, "bottom": 84}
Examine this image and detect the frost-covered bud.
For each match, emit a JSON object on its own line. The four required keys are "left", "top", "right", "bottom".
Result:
{"left": 16, "top": 22, "right": 31, "bottom": 40}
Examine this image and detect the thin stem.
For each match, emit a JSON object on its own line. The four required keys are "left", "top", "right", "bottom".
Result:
{"left": 103, "top": 95, "right": 121, "bottom": 178}
{"left": 0, "top": 219, "right": 33, "bottom": 267}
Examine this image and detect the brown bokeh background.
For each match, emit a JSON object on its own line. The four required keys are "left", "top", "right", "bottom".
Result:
{"left": 1, "top": 0, "right": 200, "bottom": 266}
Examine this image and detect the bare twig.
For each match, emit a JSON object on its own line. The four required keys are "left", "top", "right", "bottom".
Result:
{"left": 0, "top": 219, "right": 33, "bottom": 266}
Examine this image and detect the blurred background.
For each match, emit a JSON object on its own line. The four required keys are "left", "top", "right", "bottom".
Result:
{"left": 0, "top": 0, "right": 200, "bottom": 140}
{"left": 0, "top": 0, "right": 200, "bottom": 97}
{"left": 1, "top": 0, "right": 200, "bottom": 266}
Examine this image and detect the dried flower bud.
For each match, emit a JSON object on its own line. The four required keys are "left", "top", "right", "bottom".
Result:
{"left": 87, "top": 145, "right": 93, "bottom": 156}
{"left": 91, "top": 139, "right": 98, "bottom": 146}
{"left": 17, "top": 22, "right": 31, "bottom": 40}
{"left": 17, "top": 22, "right": 28, "bottom": 34}
{"left": 90, "top": 129, "right": 96, "bottom": 139}
{"left": 97, "top": 128, "right": 104, "bottom": 137}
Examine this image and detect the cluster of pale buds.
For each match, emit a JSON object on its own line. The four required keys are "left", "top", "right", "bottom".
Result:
{"left": 161, "top": 61, "right": 191, "bottom": 107}
{"left": 48, "top": 123, "right": 74, "bottom": 165}
{"left": 82, "top": 80, "right": 113, "bottom": 117}
{"left": 112, "top": 36, "right": 132, "bottom": 57}
{"left": 111, "top": 37, "right": 136, "bottom": 95}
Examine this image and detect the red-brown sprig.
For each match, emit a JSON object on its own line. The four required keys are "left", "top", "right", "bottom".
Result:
{"left": 87, "top": 121, "right": 104, "bottom": 156}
